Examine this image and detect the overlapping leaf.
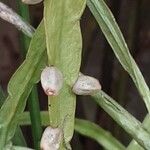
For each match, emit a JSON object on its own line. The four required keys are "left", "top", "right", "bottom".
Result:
{"left": 0, "top": 22, "right": 46, "bottom": 148}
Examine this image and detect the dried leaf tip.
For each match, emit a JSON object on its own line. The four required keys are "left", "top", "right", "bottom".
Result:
{"left": 72, "top": 73, "right": 101, "bottom": 95}
{"left": 22, "top": 0, "right": 43, "bottom": 5}
{"left": 40, "top": 126, "right": 63, "bottom": 150}
{"left": 41, "top": 66, "right": 63, "bottom": 96}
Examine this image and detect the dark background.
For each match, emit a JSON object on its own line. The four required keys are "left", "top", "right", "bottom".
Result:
{"left": 0, "top": 0, "right": 150, "bottom": 149}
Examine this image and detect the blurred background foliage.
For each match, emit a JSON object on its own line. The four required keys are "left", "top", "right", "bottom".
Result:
{"left": 0, "top": 0, "right": 150, "bottom": 149}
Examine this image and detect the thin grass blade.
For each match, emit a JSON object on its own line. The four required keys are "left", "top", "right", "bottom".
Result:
{"left": 87, "top": 0, "right": 150, "bottom": 114}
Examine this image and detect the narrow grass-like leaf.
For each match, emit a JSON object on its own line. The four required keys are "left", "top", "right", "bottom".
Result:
{"left": 127, "top": 115, "right": 150, "bottom": 150}
{"left": 44, "top": 0, "right": 86, "bottom": 148}
{"left": 18, "top": 112, "right": 126, "bottom": 150}
{"left": 92, "top": 90, "right": 150, "bottom": 150}
{"left": 75, "top": 119, "right": 126, "bottom": 150}
{"left": 0, "top": 22, "right": 46, "bottom": 148}
{"left": 87, "top": 0, "right": 150, "bottom": 114}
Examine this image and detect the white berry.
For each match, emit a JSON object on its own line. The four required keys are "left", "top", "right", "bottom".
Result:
{"left": 72, "top": 73, "right": 101, "bottom": 95}
{"left": 41, "top": 66, "right": 63, "bottom": 96}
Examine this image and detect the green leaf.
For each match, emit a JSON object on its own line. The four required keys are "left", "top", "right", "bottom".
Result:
{"left": 18, "top": 111, "right": 49, "bottom": 127}
{"left": 127, "top": 115, "right": 150, "bottom": 150}
{"left": 0, "top": 21, "right": 47, "bottom": 148}
{"left": 92, "top": 90, "right": 150, "bottom": 150}
{"left": 12, "top": 127, "right": 27, "bottom": 147}
{"left": 87, "top": 0, "right": 150, "bottom": 114}
{"left": 75, "top": 119, "right": 126, "bottom": 150}
{"left": 18, "top": 112, "right": 126, "bottom": 150}
{"left": 44, "top": 0, "right": 86, "bottom": 148}
{"left": 0, "top": 87, "right": 27, "bottom": 146}
{"left": 16, "top": 1, "right": 43, "bottom": 149}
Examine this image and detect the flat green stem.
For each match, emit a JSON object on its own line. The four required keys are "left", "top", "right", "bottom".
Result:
{"left": 91, "top": 90, "right": 150, "bottom": 150}
{"left": 44, "top": 1, "right": 86, "bottom": 148}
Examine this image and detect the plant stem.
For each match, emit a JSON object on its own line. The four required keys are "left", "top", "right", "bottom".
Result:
{"left": 19, "top": 88, "right": 150, "bottom": 150}
{"left": 18, "top": 112, "right": 126, "bottom": 150}
{"left": 127, "top": 115, "right": 150, "bottom": 150}
{"left": 16, "top": 1, "right": 42, "bottom": 149}
{"left": 16, "top": 0, "right": 31, "bottom": 57}
{"left": 0, "top": 2, "right": 34, "bottom": 37}
{"left": 28, "top": 87, "right": 42, "bottom": 149}
{"left": 19, "top": 111, "right": 48, "bottom": 126}
{"left": 91, "top": 90, "right": 150, "bottom": 150}
{"left": 112, "top": 0, "right": 141, "bottom": 138}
